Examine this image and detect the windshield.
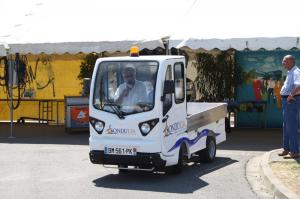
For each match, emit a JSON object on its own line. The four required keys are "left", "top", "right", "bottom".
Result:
{"left": 93, "top": 61, "right": 158, "bottom": 116}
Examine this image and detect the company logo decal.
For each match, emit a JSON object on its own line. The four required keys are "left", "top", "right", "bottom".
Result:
{"left": 77, "top": 111, "right": 87, "bottom": 119}
{"left": 163, "top": 121, "right": 187, "bottom": 137}
{"left": 167, "top": 129, "right": 220, "bottom": 152}
{"left": 105, "top": 125, "right": 136, "bottom": 135}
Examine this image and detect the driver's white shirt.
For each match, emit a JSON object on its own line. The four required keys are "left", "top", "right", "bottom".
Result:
{"left": 114, "top": 80, "right": 147, "bottom": 107}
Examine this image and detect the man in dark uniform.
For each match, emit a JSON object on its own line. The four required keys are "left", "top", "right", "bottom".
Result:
{"left": 278, "top": 55, "right": 300, "bottom": 158}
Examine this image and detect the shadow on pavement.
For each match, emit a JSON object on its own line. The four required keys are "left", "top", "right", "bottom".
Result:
{"left": 0, "top": 124, "right": 283, "bottom": 150}
{"left": 0, "top": 123, "right": 89, "bottom": 145}
{"left": 219, "top": 128, "right": 282, "bottom": 151}
{"left": 93, "top": 157, "right": 237, "bottom": 194}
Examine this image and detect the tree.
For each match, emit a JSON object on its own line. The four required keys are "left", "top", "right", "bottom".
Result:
{"left": 78, "top": 53, "right": 102, "bottom": 80}
{"left": 194, "top": 50, "right": 242, "bottom": 102}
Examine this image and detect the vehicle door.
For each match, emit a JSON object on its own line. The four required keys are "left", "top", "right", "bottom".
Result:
{"left": 161, "top": 60, "right": 187, "bottom": 155}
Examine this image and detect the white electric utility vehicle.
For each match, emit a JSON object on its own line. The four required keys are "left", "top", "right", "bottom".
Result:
{"left": 89, "top": 50, "right": 227, "bottom": 173}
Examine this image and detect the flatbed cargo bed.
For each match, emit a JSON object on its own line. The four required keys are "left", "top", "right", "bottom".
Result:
{"left": 187, "top": 102, "right": 227, "bottom": 132}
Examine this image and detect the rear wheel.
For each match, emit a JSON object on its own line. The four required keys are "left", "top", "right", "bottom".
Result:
{"left": 198, "top": 136, "right": 216, "bottom": 163}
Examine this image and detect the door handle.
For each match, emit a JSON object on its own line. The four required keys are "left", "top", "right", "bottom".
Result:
{"left": 162, "top": 115, "right": 169, "bottom": 123}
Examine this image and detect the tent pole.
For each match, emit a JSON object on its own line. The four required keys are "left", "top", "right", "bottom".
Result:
{"left": 6, "top": 46, "right": 15, "bottom": 139}
{"left": 161, "top": 36, "right": 170, "bottom": 55}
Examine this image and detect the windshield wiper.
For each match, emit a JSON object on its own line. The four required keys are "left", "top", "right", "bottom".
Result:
{"left": 104, "top": 98, "right": 125, "bottom": 119}
{"left": 99, "top": 77, "right": 124, "bottom": 119}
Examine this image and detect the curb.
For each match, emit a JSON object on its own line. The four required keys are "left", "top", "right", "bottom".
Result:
{"left": 260, "top": 150, "right": 300, "bottom": 199}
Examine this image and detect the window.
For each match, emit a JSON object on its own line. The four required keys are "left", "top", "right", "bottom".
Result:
{"left": 93, "top": 61, "right": 158, "bottom": 116}
{"left": 174, "top": 63, "right": 185, "bottom": 103}
{"left": 163, "top": 65, "right": 173, "bottom": 116}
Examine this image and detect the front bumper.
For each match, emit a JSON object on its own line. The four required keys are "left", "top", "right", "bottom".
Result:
{"left": 89, "top": 150, "right": 166, "bottom": 169}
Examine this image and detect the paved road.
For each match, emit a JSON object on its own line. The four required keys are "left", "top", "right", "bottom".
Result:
{"left": 0, "top": 126, "right": 282, "bottom": 199}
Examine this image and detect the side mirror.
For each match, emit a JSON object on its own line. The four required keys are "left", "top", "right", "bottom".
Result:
{"left": 161, "top": 80, "right": 174, "bottom": 101}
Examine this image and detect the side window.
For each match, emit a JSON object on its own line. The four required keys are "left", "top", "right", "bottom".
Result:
{"left": 174, "top": 63, "right": 185, "bottom": 103}
{"left": 163, "top": 65, "right": 173, "bottom": 116}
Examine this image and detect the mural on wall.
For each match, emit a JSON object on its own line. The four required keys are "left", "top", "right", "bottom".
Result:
{"left": 28, "top": 55, "right": 56, "bottom": 97}
{"left": 0, "top": 53, "right": 85, "bottom": 122}
{"left": 0, "top": 54, "right": 56, "bottom": 99}
{"left": 243, "top": 59, "right": 285, "bottom": 109}
{"left": 235, "top": 50, "right": 300, "bottom": 128}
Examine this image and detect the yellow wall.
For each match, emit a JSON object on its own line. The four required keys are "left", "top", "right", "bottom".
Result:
{"left": 0, "top": 51, "right": 197, "bottom": 123}
{"left": 0, "top": 53, "right": 85, "bottom": 123}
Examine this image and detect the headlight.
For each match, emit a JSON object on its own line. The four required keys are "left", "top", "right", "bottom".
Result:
{"left": 90, "top": 117, "right": 105, "bottom": 134}
{"left": 95, "top": 121, "right": 104, "bottom": 132}
{"left": 141, "top": 123, "right": 151, "bottom": 135}
{"left": 138, "top": 118, "right": 159, "bottom": 136}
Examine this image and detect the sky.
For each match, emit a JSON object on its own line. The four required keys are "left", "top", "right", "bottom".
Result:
{"left": 1, "top": 0, "right": 300, "bottom": 44}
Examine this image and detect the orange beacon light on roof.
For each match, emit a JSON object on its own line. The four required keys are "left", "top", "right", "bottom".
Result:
{"left": 130, "top": 46, "right": 139, "bottom": 57}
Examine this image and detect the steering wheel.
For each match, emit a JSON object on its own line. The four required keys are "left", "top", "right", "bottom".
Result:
{"left": 136, "top": 102, "right": 153, "bottom": 109}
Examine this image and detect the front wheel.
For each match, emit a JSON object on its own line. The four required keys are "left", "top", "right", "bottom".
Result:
{"left": 198, "top": 136, "right": 216, "bottom": 163}
{"left": 168, "top": 144, "right": 186, "bottom": 174}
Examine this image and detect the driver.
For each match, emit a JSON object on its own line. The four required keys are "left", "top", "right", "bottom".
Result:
{"left": 114, "top": 64, "right": 147, "bottom": 109}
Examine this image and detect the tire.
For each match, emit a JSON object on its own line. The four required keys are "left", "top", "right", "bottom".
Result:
{"left": 169, "top": 144, "right": 186, "bottom": 174}
{"left": 198, "top": 136, "right": 216, "bottom": 163}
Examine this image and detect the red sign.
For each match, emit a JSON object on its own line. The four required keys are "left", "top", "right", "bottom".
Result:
{"left": 70, "top": 106, "right": 89, "bottom": 128}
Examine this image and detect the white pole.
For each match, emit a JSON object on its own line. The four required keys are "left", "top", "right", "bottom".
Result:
{"left": 5, "top": 46, "right": 15, "bottom": 139}
{"left": 161, "top": 36, "right": 170, "bottom": 55}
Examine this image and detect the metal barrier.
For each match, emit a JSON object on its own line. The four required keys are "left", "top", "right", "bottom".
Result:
{"left": 0, "top": 99, "right": 64, "bottom": 125}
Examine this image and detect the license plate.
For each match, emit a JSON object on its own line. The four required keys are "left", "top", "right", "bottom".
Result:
{"left": 104, "top": 146, "right": 137, "bottom": 156}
